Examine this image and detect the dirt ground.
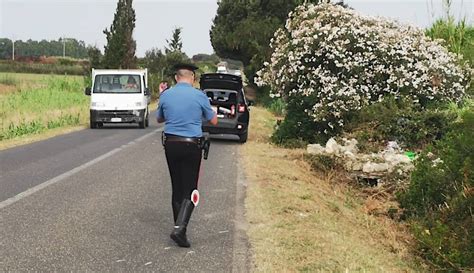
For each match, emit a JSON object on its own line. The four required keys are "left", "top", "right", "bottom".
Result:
{"left": 0, "top": 84, "right": 17, "bottom": 94}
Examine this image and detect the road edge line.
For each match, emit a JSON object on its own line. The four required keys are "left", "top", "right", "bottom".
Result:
{"left": 0, "top": 128, "right": 162, "bottom": 210}
{"left": 232, "top": 149, "right": 252, "bottom": 272}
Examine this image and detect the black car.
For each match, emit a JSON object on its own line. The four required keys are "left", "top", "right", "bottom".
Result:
{"left": 200, "top": 73, "right": 251, "bottom": 143}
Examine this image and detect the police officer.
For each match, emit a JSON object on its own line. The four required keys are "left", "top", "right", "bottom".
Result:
{"left": 157, "top": 63, "right": 217, "bottom": 247}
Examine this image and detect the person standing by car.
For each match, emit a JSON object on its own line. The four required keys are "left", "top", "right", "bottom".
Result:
{"left": 157, "top": 80, "right": 169, "bottom": 105}
{"left": 157, "top": 63, "right": 217, "bottom": 247}
{"left": 159, "top": 81, "right": 169, "bottom": 93}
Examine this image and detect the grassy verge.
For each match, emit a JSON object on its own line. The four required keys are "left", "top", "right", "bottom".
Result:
{"left": 0, "top": 73, "right": 88, "bottom": 142}
{"left": 241, "top": 107, "right": 424, "bottom": 272}
{"left": 0, "top": 125, "right": 87, "bottom": 151}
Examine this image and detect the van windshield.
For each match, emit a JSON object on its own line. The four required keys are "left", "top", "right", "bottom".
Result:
{"left": 93, "top": 74, "right": 141, "bottom": 94}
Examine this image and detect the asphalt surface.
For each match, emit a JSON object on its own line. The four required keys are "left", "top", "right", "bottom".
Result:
{"left": 0, "top": 116, "right": 250, "bottom": 272}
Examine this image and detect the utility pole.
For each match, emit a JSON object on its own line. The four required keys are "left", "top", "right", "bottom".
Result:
{"left": 62, "top": 36, "right": 71, "bottom": 58}
{"left": 12, "top": 40, "right": 15, "bottom": 61}
{"left": 62, "top": 37, "right": 66, "bottom": 58}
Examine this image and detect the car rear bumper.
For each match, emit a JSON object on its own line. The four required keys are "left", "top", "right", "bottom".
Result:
{"left": 203, "top": 122, "right": 248, "bottom": 135}
{"left": 91, "top": 109, "right": 145, "bottom": 123}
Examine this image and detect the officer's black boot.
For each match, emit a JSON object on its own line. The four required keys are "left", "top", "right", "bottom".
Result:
{"left": 172, "top": 201, "right": 181, "bottom": 223}
{"left": 170, "top": 199, "right": 194, "bottom": 248}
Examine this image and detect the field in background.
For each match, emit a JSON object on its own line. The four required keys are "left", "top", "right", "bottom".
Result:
{"left": 0, "top": 59, "right": 85, "bottom": 75}
{"left": 0, "top": 72, "right": 88, "bottom": 141}
{"left": 241, "top": 107, "right": 423, "bottom": 272}
{"left": 0, "top": 72, "right": 84, "bottom": 91}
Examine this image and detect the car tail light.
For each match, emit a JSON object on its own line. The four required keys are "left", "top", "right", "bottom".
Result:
{"left": 238, "top": 104, "right": 246, "bottom": 113}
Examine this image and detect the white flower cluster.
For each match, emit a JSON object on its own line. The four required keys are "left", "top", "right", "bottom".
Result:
{"left": 256, "top": 3, "right": 470, "bottom": 131}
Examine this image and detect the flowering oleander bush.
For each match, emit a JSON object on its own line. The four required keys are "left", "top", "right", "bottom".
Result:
{"left": 256, "top": 3, "right": 471, "bottom": 142}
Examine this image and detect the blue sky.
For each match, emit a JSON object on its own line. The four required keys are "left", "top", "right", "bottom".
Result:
{"left": 0, "top": 0, "right": 471, "bottom": 57}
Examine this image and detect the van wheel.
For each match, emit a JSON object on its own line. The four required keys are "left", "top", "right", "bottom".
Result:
{"left": 139, "top": 112, "right": 146, "bottom": 129}
{"left": 145, "top": 109, "right": 149, "bottom": 127}
{"left": 90, "top": 118, "right": 97, "bottom": 129}
{"left": 239, "top": 131, "right": 248, "bottom": 143}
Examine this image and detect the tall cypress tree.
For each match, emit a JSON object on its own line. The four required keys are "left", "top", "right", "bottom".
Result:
{"left": 163, "top": 28, "right": 190, "bottom": 80}
{"left": 165, "top": 27, "right": 183, "bottom": 54}
{"left": 103, "top": 0, "right": 137, "bottom": 69}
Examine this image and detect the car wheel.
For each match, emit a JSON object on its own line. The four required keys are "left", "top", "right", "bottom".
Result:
{"left": 239, "top": 131, "right": 248, "bottom": 143}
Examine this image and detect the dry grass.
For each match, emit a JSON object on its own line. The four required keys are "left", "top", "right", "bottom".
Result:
{"left": 0, "top": 84, "right": 17, "bottom": 94}
{"left": 240, "top": 107, "right": 423, "bottom": 272}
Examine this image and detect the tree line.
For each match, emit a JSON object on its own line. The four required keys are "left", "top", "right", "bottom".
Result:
{"left": 0, "top": 38, "right": 89, "bottom": 60}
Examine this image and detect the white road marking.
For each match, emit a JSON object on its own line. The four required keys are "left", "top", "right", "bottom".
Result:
{"left": 0, "top": 128, "right": 162, "bottom": 210}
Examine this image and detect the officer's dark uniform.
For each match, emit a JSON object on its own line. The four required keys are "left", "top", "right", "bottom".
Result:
{"left": 157, "top": 64, "right": 216, "bottom": 247}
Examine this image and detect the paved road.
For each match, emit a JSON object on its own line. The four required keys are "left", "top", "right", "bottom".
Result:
{"left": 0, "top": 117, "right": 250, "bottom": 272}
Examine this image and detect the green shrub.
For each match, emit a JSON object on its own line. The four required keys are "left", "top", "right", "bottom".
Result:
{"left": 1, "top": 120, "right": 45, "bottom": 140}
{"left": 397, "top": 109, "right": 474, "bottom": 270}
{"left": 426, "top": 16, "right": 474, "bottom": 65}
{"left": 268, "top": 98, "right": 286, "bottom": 116}
{"left": 254, "top": 85, "right": 273, "bottom": 106}
{"left": 56, "top": 57, "right": 78, "bottom": 66}
{"left": 345, "top": 97, "right": 457, "bottom": 150}
{"left": 147, "top": 73, "right": 162, "bottom": 99}
{"left": 271, "top": 94, "right": 339, "bottom": 147}
{"left": 196, "top": 61, "right": 217, "bottom": 73}
{"left": 46, "top": 114, "right": 81, "bottom": 129}
{"left": 304, "top": 153, "right": 342, "bottom": 173}
{"left": 83, "top": 74, "right": 92, "bottom": 90}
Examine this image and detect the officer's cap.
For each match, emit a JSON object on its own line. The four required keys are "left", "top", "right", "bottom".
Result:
{"left": 173, "top": 63, "right": 199, "bottom": 73}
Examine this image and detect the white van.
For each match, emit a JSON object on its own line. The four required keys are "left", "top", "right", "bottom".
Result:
{"left": 85, "top": 69, "right": 151, "bottom": 129}
{"left": 216, "top": 65, "right": 228, "bottom": 74}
